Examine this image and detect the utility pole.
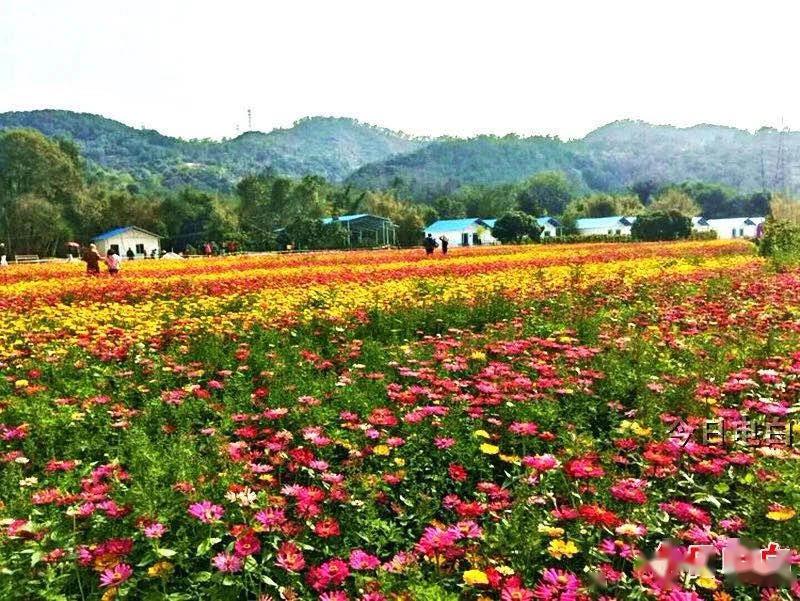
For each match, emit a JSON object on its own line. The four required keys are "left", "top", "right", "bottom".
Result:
{"left": 774, "top": 116, "right": 788, "bottom": 194}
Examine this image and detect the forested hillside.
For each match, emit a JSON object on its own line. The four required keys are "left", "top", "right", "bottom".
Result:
{"left": 347, "top": 135, "right": 596, "bottom": 199}
{"left": 3, "top": 110, "right": 799, "bottom": 201}
{"left": 348, "top": 120, "right": 800, "bottom": 199}
{"left": 0, "top": 110, "right": 424, "bottom": 191}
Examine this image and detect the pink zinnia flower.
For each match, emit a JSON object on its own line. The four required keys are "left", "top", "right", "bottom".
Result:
{"left": 276, "top": 541, "right": 305, "bottom": 572}
{"left": 99, "top": 563, "right": 132, "bottom": 587}
{"left": 212, "top": 552, "right": 242, "bottom": 573}
{"left": 502, "top": 586, "right": 534, "bottom": 601}
{"left": 143, "top": 522, "right": 167, "bottom": 539}
{"left": 609, "top": 478, "right": 648, "bottom": 504}
{"left": 188, "top": 500, "right": 224, "bottom": 523}
{"left": 234, "top": 532, "right": 261, "bottom": 557}
{"left": 349, "top": 549, "right": 380, "bottom": 570}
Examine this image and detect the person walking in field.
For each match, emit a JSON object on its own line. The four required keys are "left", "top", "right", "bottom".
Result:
{"left": 423, "top": 233, "right": 438, "bottom": 255}
{"left": 0, "top": 243, "right": 7, "bottom": 267}
{"left": 439, "top": 235, "right": 449, "bottom": 255}
{"left": 82, "top": 243, "right": 102, "bottom": 275}
{"left": 105, "top": 248, "right": 121, "bottom": 276}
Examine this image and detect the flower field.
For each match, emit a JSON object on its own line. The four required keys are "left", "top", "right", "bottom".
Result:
{"left": 1, "top": 240, "right": 799, "bottom": 601}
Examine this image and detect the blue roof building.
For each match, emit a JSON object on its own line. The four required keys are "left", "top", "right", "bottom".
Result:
{"left": 91, "top": 226, "right": 161, "bottom": 257}
{"left": 574, "top": 216, "right": 636, "bottom": 236}
{"left": 425, "top": 218, "right": 498, "bottom": 247}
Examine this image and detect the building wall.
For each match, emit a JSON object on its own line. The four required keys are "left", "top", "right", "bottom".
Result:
{"left": 95, "top": 234, "right": 160, "bottom": 258}
{"left": 540, "top": 223, "right": 559, "bottom": 238}
{"left": 577, "top": 225, "right": 632, "bottom": 237}
{"left": 706, "top": 220, "right": 758, "bottom": 240}
{"left": 432, "top": 226, "right": 497, "bottom": 247}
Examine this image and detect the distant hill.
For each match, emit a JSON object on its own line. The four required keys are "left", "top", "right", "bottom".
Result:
{"left": 346, "top": 135, "right": 597, "bottom": 198}
{"left": 0, "top": 110, "right": 425, "bottom": 191}
{"left": 3, "top": 111, "right": 800, "bottom": 198}
{"left": 348, "top": 120, "right": 800, "bottom": 199}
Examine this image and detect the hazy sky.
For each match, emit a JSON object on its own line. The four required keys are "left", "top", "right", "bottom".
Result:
{"left": 2, "top": 0, "right": 799, "bottom": 140}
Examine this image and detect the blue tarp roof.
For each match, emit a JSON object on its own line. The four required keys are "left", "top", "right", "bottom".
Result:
{"left": 427, "top": 217, "right": 559, "bottom": 234}
{"left": 92, "top": 226, "right": 160, "bottom": 241}
{"left": 425, "top": 218, "right": 494, "bottom": 234}
{"left": 321, "top": 214, "right": 372, "bottom": 225}
{"left": 537, "top": 217, "right": 561, "bottom": 227}
{"left": 575, "top": 216, "right": 634, "bottom": 229}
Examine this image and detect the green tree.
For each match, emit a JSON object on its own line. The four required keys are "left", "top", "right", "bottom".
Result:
{"left": 630, "top": 210, "right": 692, "bottom": 241}
{"left": 0, "top": 129, "right": 83, "bottom": 251}
{"left": 160, "top": 188, "right": 215, "bottom": 249}
{"left": 491, "top": 211, "right": 542, "bottom": 244}
{"left": 431, "top": 196, "right": 466, "bottom": 220}
{"left": 630, "top": 179, "right": 659, "bottom": 205}
{"left": 363, "top": 191, "right": 424, "bottom": 246}
{"left": 516, "top": 171, "right": 572, "bottom": 216}
{"left": 759, "top": 216, "right": 800, "bottom": 270}
{"left": 648, "top": 189, "right": 701, "bottom": 216}
{"left": 583, "top": 194, "right": 617, "bottom": 218}
{"left": 8, "top": 194, "right": 72, "bottom": 256}
{"left": 203, "top": 201, "right": 241, "bottom": 248}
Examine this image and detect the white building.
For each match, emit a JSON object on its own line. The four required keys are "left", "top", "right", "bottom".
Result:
{"left": 703, "top": 217, "right": 765, "bottom": 239}
{"left": 426, "top": 218, "right": 498, "bottom": 247}
{"left": 691, "top": 216, "right": 711, "bottom": 233}
{"left": 92, "top": 226, "right": 161, "bottom": 258}
{"left": 536, "top": 216, "right": 562, "bottom": 238}
{"left": 574, "top": 216, "right": 636, "bottom": 237}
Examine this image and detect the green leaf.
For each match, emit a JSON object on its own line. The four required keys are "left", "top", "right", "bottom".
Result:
{"left": 156, "top": 547, "right": 178, "bottom": 558}
{"left": 196, "top": 537, "right": 222, "bottom": 556}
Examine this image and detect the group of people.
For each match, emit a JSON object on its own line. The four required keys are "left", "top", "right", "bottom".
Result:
{"left": 82, "top": 244, "right": 121, "bottom": 276}
{"left": 202, "top": 241, "right": 238, "bottom": 257}
{"left": 423, "top": 233, "right": 449, "bottom": 255}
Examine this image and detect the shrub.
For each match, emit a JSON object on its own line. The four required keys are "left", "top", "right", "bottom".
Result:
{"left": 491, "top": 211, "right": 542, "bottom": 244}
{"left": 689, "top": 230, "right": 718, "bottom": 241}
{"left": 759, "top": 217, "right": 800, "bottom": 270}
{"left": 631, "top": 210, "right": 691, "bottom": 241}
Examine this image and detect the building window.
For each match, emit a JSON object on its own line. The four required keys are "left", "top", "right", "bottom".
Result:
{"left": 109, "top": 244, "right": 119, "bottom": 255}
{"left": 732, "top": 228, "right": 737, "bottom": 238}
{"left": 461, "top": 233, "right": 470, "bottom": 246}
{"left": 135, "top": 243, "right": 145, "bottom": 254}
{"left": 616, "top": 229, "right": 621, "bottom": 235}
{"left": 739, "top": 228, "right": 744, "bottom": 237}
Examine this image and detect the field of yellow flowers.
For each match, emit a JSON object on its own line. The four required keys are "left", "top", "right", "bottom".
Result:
{"left": 1, "top": 240, "right": 799, "bottom": 601}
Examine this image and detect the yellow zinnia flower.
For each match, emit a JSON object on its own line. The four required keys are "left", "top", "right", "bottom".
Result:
{"left": 766, "top": 504, "right": 796, "bottom": 521}
{"left": 479, "top": 443, "right": 499, "bottom": 455}
{"left": 548, "top": 539, "right": 579, "bottom": 559}
{"left": 462, "top": 569, "right": 489, "bottom": 586}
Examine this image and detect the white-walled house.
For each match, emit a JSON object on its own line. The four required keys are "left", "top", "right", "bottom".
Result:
{"left": 425, "top": 218, "right": 498, "bottom": 247}
{"left": 537, "top": 216, "right": 562, "bottom": 238}
{"left": 574, "top": 216, "right": 636, "bottom": 237}
{"left": 691, "top": 216, "right": 711, "bottom": 233}
{"left": 704, "top": 217, "right": 765, "bottom": 239}
{"left": 92, "top": 226, "right": 161, "bottom": 258}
